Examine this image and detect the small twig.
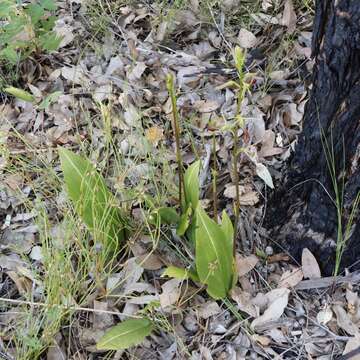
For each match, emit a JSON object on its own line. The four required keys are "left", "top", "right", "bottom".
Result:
{"left": 0, "top": 297, "right": 142, "bottom": 317}
{"left": 207, "top": 3, "right": 232, "bottom": 51}
{"left": 338, "top": 346, "right": 360, "bottom": 360}
{"left": 294, "top": 272, "right": 360, "bottom": 290}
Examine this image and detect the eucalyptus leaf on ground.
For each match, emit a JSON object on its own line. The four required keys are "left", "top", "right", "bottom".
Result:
{"left": 96, "top": 318, "right": 153, "bottom": 350}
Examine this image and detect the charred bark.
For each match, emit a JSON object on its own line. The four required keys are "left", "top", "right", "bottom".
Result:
{"left": 268, "top": 0, "right": 360, "bottom": 275}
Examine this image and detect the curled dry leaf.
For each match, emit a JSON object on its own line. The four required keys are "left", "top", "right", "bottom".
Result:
{"left": 259, "top": 130, "right": 284, "bottom": 158}
{"left": 280, "top": 0, "right": 297, "bottom": 34}
{"left": 128, "top": 62, "right": 147, "bottom": 82}
{"left": 238, "top": 28, "right": 257, "bottom": 49}
{"left": 61, "top": 66, "right": 89, "bottom": 86}
{"left": 54, "top": 20, "right": 74, "bottom": 48}
{"left": 221, "top": 0, "right": 241, "bottom": 11}
{"left": 93, "top": 301, "right": 114, "bottom": 330}
{"left": 136, "top": 253, "right": 164, "bottom": 270}
{"left": 198, "top": 301, "right": 221, "bottom": 319}
{"left": 278, "top": 267, "right": 303, "bottom": 288}
{"left": 236, "top": 254, "right": 259, "bottom": 277}
{"left": 344, "top": 335, "right": 360, "bottom": 360}
{"left": 317, "top": 307, "right": 333, "bottom": 325}
{"left": 224, "top": 185, "right": 259, "bottom": 205}
{"left": 262, "top": 0, "right": 273, "bottom": 11}
{"left": 346, "top": 289, "right": 360, "bottom": 316}
{"left": 301, "top": 248, "right": 321, "bottom": 279}
{"left": 159, "top": 278, "right": 182, "bottom": 309}
{"left": 193, "top": 100, "right": 220, "bottom": 113}
{"left": 266, "top": 328, "right": 287, "bottom": 343}
{"left": 251, "top": 288, "right": 290, "bottom": 331}
{"left": 333, "top": 305, "right": 359, "bottom": 336}
{"left": 230, "top": 287, "right": 257, "bottom": 317}
{"left": 145, "top": 126, "right": 164, "bottom": 147}
{"left": 252, "top": 334, "right": 271, "bottom": 346}
{"left": 255, "top": 163, "right": 274, "bottom": 189}
{"left": 29, "top": 246, "right": 43, "bottom": 262}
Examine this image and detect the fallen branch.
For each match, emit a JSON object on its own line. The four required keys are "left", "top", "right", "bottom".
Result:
{"left": 295, "top": 272, "right": 360, "bottom": 291}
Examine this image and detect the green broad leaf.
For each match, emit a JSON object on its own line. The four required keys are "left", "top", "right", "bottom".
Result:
{"left": 25, "top": 3, "right": 45, "bottom": 24}
{"left": 221, "top": 211, "right": 238, "bottom": 287}
{"left": 176, "top": 205, "right": 192, "bottom": 236}
{"left": 195, "top": 206, "right": 233, "bottom": 300}
{"left": 38, "top": 91, "right": 62, "bottom": 109}
{"left": 39, "top": 15, "right": 57, "bottom": 31}
{"left": 0, "top": 0, "right": 15, "bottom": 17}
{"left": 185, "top": 218, "right": 196, "bottom": 244}
{"left": 39, "top": 31, "right": 62, "bottom": 51}
{"left": 162, "top": 266, "right": 200, "bottom": 282}
{"left": 221, "top": 210, "right": 234, "bottom": 257}
{"left": 0, "top": 47, "right": 19, "bottom": 64}
{"left": 158, "top": 207, "right": 180, "bottom": 225}
{"left": 97, "top": 318, "right": 153, "bottom": 350}
{"left": 162, "top": 266, "right": 189, "bottom": 279}
{"left": 40, "top": 0, "right": 57, "bottom": 11}
{"left": 59, "top": 148, "right": 124, "bottom": 249}
{"left": 183, "top": 160, "right": 200, "bottom": 210}
{"left": 4, "top": 86, "right": 35, "bottom": 102}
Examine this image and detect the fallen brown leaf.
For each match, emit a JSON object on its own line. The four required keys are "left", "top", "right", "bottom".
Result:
{"left": 278, "top": 267, "right": 303, "bottom": 288}
{"left": 236, "top": 254, "right": 259, "bottom": 277}
{"left": 302, "top": 248, "right": 321, "bottom": 279}
{"left": 280, "top": 0, "right": 297, "bottom": 34}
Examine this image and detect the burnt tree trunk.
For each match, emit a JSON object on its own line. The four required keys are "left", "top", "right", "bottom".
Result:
{"left": 268, "top": 0, "right": 360, "bottom": 275}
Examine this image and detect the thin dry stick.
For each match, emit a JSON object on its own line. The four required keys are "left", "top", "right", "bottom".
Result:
{"left": 166, "top": 74, "right": 184, "bottom": 209}
{"left": 0, "top": 297, "right": 143, "bottom": 317}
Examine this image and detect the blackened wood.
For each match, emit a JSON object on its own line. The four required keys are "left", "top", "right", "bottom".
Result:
{"left": 268, "top": 0, "right": 360, "bottom": 275}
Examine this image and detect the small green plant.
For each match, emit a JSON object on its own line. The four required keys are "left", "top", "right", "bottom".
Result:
{"left": 4, "top": 86, "right": 62, "bottom": 108}
{"left": 0, "top": 0, "right": 61, "bottom": 64}
{"left": 217, "top": 46, "right": 250, "bottom": 251}
{"left": 59, "top": 148, "right": 126, "bottom": 257}
{"left": 320, "top": 131, "right": 360, "bottom": 276}
{"left": 94, "top": 160, "right": 236, "bottom": 352}
{"left": 161, "top": 162, "right": 235, "bottom": 299}
{"left": 166, "top": 73, "right": 185, "bottom": 209}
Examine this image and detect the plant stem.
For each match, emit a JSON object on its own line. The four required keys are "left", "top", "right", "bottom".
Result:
{"left": 166, "top": 74, "right": 184, "bottom": 210}
{"left": 232, "top": 46, "right": 247, "bottom": 253}
{"left": 212, "top": 133, "right": 218, "bottom": 223}
{"left": 232, "top": 127, "right": 240, "bottom": 254}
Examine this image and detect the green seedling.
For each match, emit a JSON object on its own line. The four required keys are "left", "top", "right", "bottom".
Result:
{"left": 0, "top": 0, "right": 61, "bottom": 64}
{"left": 59, "top": 148, "right": 125, "bottom": 255}
{"left": 163, "top": 161, "right": 236, "bottom": 300}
